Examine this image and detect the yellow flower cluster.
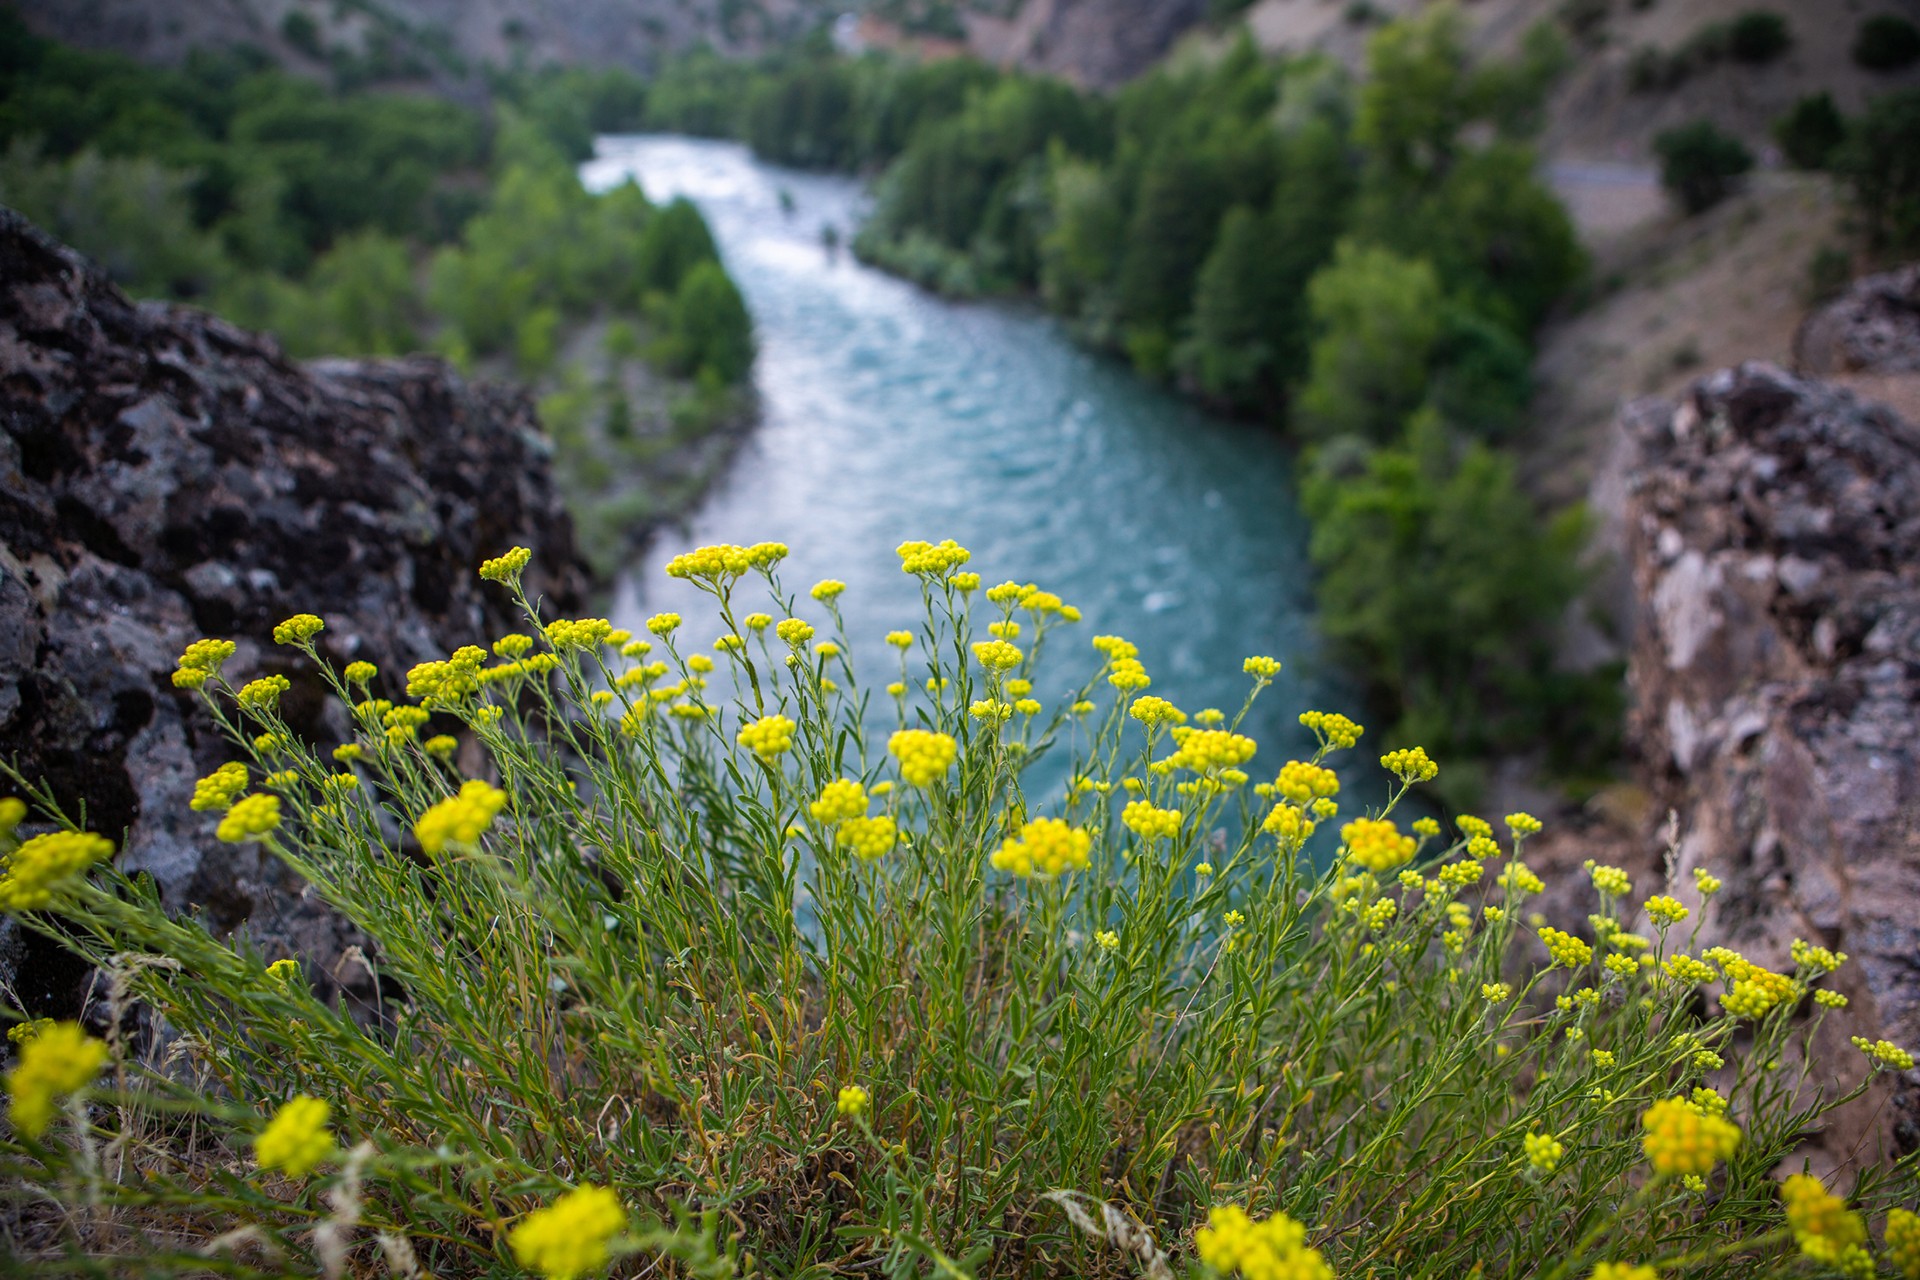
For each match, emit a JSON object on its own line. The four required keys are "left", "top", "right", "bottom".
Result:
{"left": 236, "top": 674, "right": 291, "bottom": 713}
{"left": 1380, "top": 747, "right": 1437, "bottom": 783}
{"left": 1341, "top": 818, "right": 1414, "bottom": 873}
{"left": 645, "top": 613, "right": 682, "bottom": 638}
{"left": 1129, "top": 696, "right": 1185, "bottom": 727}
{"left": 546, "top": 618, "right": 614, "bottom": 651}
{"left": 1644, "top": 895, "right": 1688, "bottom": 926}
{"left": 255, "top": 1095, "right": 333, "bottom": 1177}
{"left": 1165, "top": 729, "right": 1257, "bottom": 774}
{"left": 173, "top": 637, "right": 237, "bottom": 688}
{"left": 1506, "top": 812, "right": 1543, "bottom": 837}
{"left": 1524, "top": 1131, "right": 1563, "bottom": 1173}
{"left": 1499, "top": 861, "right": 1545, "bottom": 895}
{"left": 510, "top": 1185, "right": 627, "bottom": 1280}
{"left": 972, "top": 639, "right": 1022, "bottom": 671}
{"left": 1482, "top": 982, "right": 1512, "bottom": 1002}
{"left": 896, "top": 538, "right": 970, "bottom": 577}
{"left": 191, "top": 762, "right": 249, "bottom": 812}
{"left": 1887, "top": 1208, "right": 1920, "bottom": 1280}
{"left": 1298, "top": 710, "right": 1363, "bottom": 750}
{"left": 737, "top": 715, "right": 797, "bottom": 759}
{"left": 1438, "top": 858, "right": 1483, "bottom": 888}
{"left": 1589, "top": 864, "right": 1631, "bottom": 897}
{"left": 1121, "top": 801, "right": 1182, "bottom": 841}
{"left": 991, "top": 817, "right": 1091, "bottom": 878}
{"left": 1263, "top": 805, "right": 1315, "bottom": 847}
{"left": 1539, "top": 928, "right": 1593, "bottom": 968}
{"left": 836, "top": 1085, "right": 870, "bottom": 1118}
{"left": 413, "top": 780, "right": 508, "bottom": 856}
{"left": 343, "top": 660, "right": 377, "bottom": 685}
{"left": 497, "top": 634, "right": 534, "bottom": 659}
{"left": 888, "top": 730, "right": 957, "bottom": 787}
{"left": 1640, "top": 1097, "right": 1740, "bottom": 1176}
{"left": 272, "top": 613, "right": 324, "bottom": 646}
{"left": 775, "top": 618, "right": 814, "bottom": 647}
{"left": 407, "top": 646, "right": 488, "bottom": 705}
{"left": 1790, "top": 939, "right": 1847, "bottom": 974}
{"left": 1781, "top": 1173, "right": 1868, "bottom": 1269}
{"left": 1663, "top": 954, "right": 1716, "bottom": 986}
{"left": 1243, "top": 655, "right": 1282, "bottom": 679}
{"left": 1694, "top": 867, "right": 1722, "bottom": 895}
{"left": 478, "top": 546, "right": 533, "bottom": 582}
{"left": 1274, "top": 761, "right": 1338, "bottom": 805}
{"left": 216, "top": 794, "right": 281, "bottom": 844}
{"left": 837, "top": 815, "right": 897, "bottom": 860}
{"left": 809, "top": 779, "right": 867, "bottom": 824}
{"left": 811, "top": 579, "right": 846, "bottom": 602}
{"left": 5, "top": 1021, "right": 108, "bottom": 1137}
{"left": 1852, "top": 1037, "right": 1916, "bottom": 1071}
{"left": 1591, "top": 1266, "right": 1657, "bottom": 1280}
{"left": 1193, "top": 1206, "right": 1332, "bottom": 1280}
{"left": 1108, "top": 658, "right": 1150, "bottom": 691}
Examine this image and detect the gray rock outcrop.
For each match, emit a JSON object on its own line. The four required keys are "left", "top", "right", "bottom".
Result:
{"left": 1612, "top": 361, "right": 1920, "bottom": 1160}
{"left": 0, "top": 206, "right": 589, "bottom": 1016}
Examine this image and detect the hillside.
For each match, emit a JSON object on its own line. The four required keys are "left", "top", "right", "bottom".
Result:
{"left": 12, "top": 0, "right": 837, "bottom": 83}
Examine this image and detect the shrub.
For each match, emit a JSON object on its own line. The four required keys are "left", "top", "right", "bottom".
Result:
{"left": 1772, "top": 92, "right": 1847, "bottom": 170}
{"left": 1725, "top": 10, "right": 1791, "bottom": 63}
{"left": 1653, "top": 119, "right": 1754, "bottom": 215}
{"left": 1837, "top": 88, "right": 1920, "bottom": 250}
{"left": 2, "top": 541, "right": 1913, "bottom": 1276}
{"left": 1295, "top": 240, "right": 1443, "bottom": 442}
{"left": 1853, "top": 14, "right": 1920, "bottom": 71}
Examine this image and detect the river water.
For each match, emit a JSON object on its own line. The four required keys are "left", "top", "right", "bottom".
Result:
{"left": 581, "top": 134, "right": 1341, "bottom": 770}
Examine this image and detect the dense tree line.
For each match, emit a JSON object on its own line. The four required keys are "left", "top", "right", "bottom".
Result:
{"left": 0, "top": 14, "right": 752, "bottom": 391}
{"left": 659, "top": 13, "right": 1609, "bottom": 788}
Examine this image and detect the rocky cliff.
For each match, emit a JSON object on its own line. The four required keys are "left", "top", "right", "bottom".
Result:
{"left": 1585, "top": 339, "right": 1920, "bottom": 1162}
{"left": 0, "top": 206, "right": 589, "bottom": 1017}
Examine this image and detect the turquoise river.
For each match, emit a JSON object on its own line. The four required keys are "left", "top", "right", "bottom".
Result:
{"left": 582, "top": 134, "right": 1344, "bottom": 770}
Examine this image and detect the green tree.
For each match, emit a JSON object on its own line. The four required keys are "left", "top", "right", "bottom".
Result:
{"left": 1303, "top": 416, "right": 1592, "bottom": 758}
{"left": 1653, "top": 120, "right": 1753, "bottom": 215}
{"left": 1295, "top": 241, "right": 1443, "bottom": 442}
{"left": 1773, "top": 92, "right": 1847, "bottom": 170}
{"left": 667, "top": 259, "right": 756, "bottom": 386}
{"left": 1853, "top": 14, "right": 1920, "bottom": 70}
{"left": 636, "top": 196, "right": 721, "bottom": 297}
{"left": 1837, "top": 88, "right": 1920, "bottom": 250}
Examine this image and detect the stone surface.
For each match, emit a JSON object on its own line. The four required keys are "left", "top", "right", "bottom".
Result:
{"left": 1577, "top": 361, "right": 1920, "bottom": 1163}
{"left": 0, "top": 206, "right": 588, "bottom": 1016}
{"left": 1795, "top": 264, "right": 1920, "bottom": 377}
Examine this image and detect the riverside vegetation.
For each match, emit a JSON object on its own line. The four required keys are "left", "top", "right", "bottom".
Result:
{"left": 0, "top": 13, "right": 755, "bottom": 563}
{"left": 644, "top": 10, "right": 1607, "bottom": 792}
{"left": 3, "top": 541, "right": 1918, "bottom": 1277}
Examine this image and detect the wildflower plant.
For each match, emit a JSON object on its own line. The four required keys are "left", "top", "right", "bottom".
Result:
{"left": 0, "top": 539, "right": 1915, "bottom": 1279}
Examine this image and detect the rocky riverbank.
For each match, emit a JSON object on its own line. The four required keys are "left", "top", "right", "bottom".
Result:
{"left": 1534, "top": 268, "right": 1920, "bottom": 1165}
{"left": 0, "top": 207, "right": 590, "bottom": 1016}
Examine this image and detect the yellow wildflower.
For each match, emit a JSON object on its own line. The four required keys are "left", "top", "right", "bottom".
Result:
{"left": 888, "top": 730, "right": 957, "bottom": 787}
{"left": 216, "top": 794, "right": 280, "bottom": 843}
{"left": 255, "top": 1095, "right": 333, "bottom": 1177}
{"left": 1645, "top": 895, "right": 1688, "bottom": 926}
{"left": 1590, "top": 1266, "right": 1657, "bottom": 1280}
{"left": 479, "top": 546, "right": 532, "bottom": 582}
{"left": 1524, "top": 1131, "right": 1563, "bottom": 1173}
{"left": 1341, "top": 818, "right": 1414, "bottom": 873}
{"left": 836, "top": 1085, "right": 870, "bottom": 1118}
{"left": 1121, "top": 801, "right": 1182, "bottom": 841}
{"left": 1886, "top": 1208, "right": 1920, "bottom": 1280}
{"left": 1539, "top": 927, "right": 1593, "bottom": 968}
{"left": 1380, "top": 747, "right": 1438, "bottom": 783}
{"left": 510, "top": 1185, "right": 627, "bottom": 1280}
{"left": 413, "top": 780, "right": 508, "bottom": 856}
{"left": 971, "top": 639, "right": 1022, "bottom": 671}
{"left": 1243, "top": 655, "right": 1282, "bottom": 679}
{"left": 737, "top": 714, "right": 797, "bottom": 759}
{"left": 896, "top": 539, "right": 970, "bottom": 577}
{"left": 809, "top": 779, "right": 867, "bottom": 825}
{"left": 1852, "top": 1037, "right": 1915, "bottom": 1071}
{"left": 1298, "top": 710, "right": 1363, "bottom": 750}
{"left": 1193, "top": 1205, "right": 1332, "bottom": 1280}
{"left": 5, "top": 1021, "right": 108, "bottom": 1138}
{"left": 1640, "top": 1097, "right": 1740, "bottom": 1176}
{"left": 271, "top": 613, "right": 324, "bottom": 645}
{"left": 991, "top": 817, "right": 1091, "bottom": 879}
{"left": 837, "top": 816, "right": 897, "bottom": 860}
